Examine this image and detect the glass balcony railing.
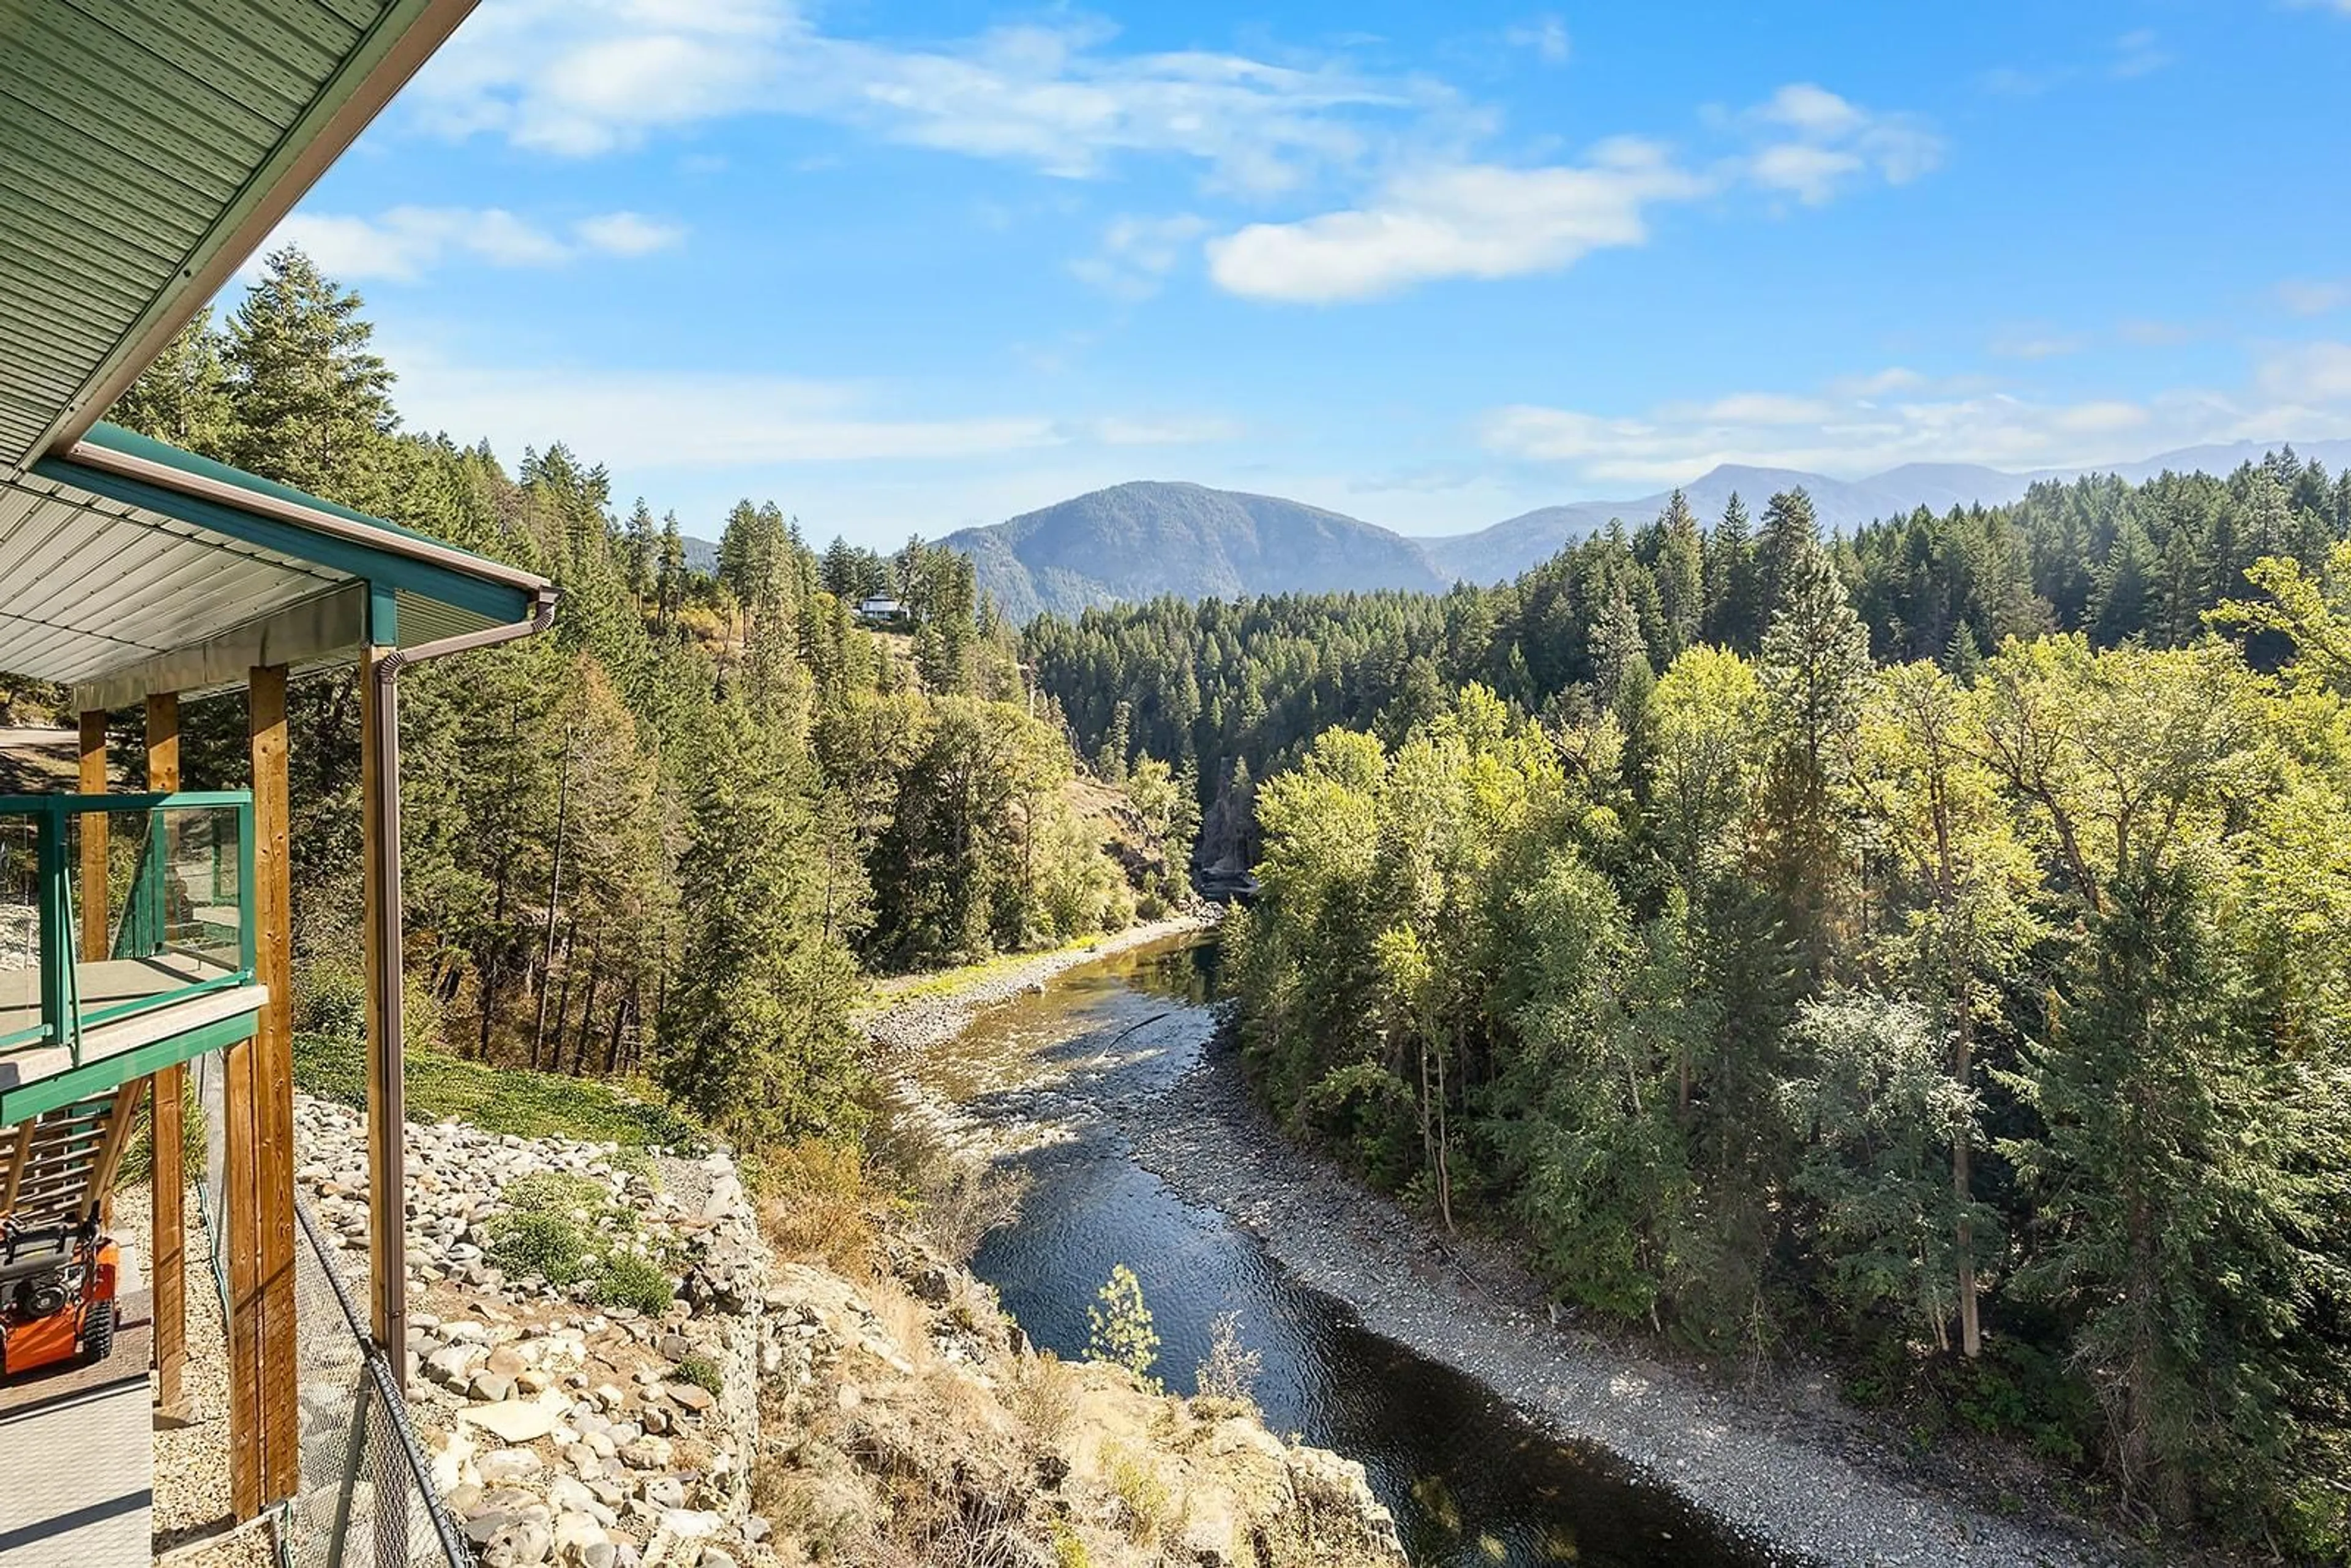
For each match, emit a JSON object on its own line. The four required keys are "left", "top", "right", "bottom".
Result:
{"left": 0, "top": 791, "right": 257, "bottom": 1079}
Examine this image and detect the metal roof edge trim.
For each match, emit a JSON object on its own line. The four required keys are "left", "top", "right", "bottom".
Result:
{"left": 30, "top": 0, "right": 485, "bottom": 462}
{"left": 59, "top": 433, "right": 552, "bottom": 597}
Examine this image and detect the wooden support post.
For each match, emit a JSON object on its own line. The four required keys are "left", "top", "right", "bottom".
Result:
{"left": 227, "top": 667, "right": 299, "bottom": 1514}
{"left": 146, "top": 694, "right": 187, "bottom": 1414}
{"left": 253, "top": 666, "right": 298, "bottom": 1504}
{"left": 359, "top": 645, "right": 407, "bottom": 1378}
{"left": 77, "top": 711, "right": 108, "bottom": 960}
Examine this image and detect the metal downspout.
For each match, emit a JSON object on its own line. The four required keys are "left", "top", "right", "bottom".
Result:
{"left": 364, "top": 588, "right": 557, "bottom": 1373}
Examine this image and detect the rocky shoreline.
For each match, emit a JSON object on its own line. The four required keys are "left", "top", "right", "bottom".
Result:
{"left": 1118, "top": 1021, "right": 2131, "bottom": 1568}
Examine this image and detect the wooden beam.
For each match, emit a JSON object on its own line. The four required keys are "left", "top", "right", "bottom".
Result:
{"left": 78, "top": 711, "right": 107, "bottom": 961}
{"left": 146, "top": 692, "right": 187, "bottom": 1415}
{"left": 359, "top": 645, "right": 407, "bottom": 1376}
{"left": 249, "top": 664, "right": 299, "bottom": 1506}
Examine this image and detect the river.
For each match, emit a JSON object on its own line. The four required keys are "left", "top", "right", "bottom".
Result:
{"left": 882, "top": 933, "right": 1780, "bottom": 1568}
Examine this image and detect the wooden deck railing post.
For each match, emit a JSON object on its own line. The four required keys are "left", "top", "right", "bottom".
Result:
{"left": 146, "top": 692, "right": 188, "bottom": 1415}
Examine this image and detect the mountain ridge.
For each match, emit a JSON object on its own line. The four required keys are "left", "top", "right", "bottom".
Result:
{"left": 941, "top": 440, "right": 2351, "bottom": 618}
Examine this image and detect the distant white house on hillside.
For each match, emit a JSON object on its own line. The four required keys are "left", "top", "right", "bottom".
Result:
{"left": 857, "top": 595, "right": 909, "bottom": 626}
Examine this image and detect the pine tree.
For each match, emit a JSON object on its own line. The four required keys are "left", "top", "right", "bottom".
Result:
{"left": 111, "top": 315, "right": 238, "bottom": 456}
{"left": 222, "top": 245, "right": 396, "bottom": 495}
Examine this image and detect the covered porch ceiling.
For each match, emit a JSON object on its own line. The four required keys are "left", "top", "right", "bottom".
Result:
{"left": 0, "top": 0, "right": 553, "bottom": 708}
{"left": 2, "top": 421, "right": 552, "bottom": 708}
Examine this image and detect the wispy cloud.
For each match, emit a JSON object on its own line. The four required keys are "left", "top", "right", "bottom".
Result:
{"left": 1503, "top": 15, "right": 1571, "bottom": 65}
{"left": 2109, "top": 29, "right": 2172, "bottom": 79}
{"left": 1070, "top": 214, "right": 1213, "bottom": 299}
{"left": 262, "top": 206, "right": 682, "bottom": 282}
{"left": 410, "top": 2, "right": 1463, "bottom": 194}
{"left": 386, "top": 350, "right": 1240, "bottom": 472}
{"left": 1978, "top": 29, "right": 2172, "bottom": 96}
{"left": 1479, "top": 354, "right": 2351, "bottom": 485}
{"left": 2277, "top": 278, "right": 2351, "bottom": 316}
{"left": 1989, "top": 326, "right": 2089, "bottom": 361}
{"left": 1742, "top": 83, "right": 1943, "bottom": 205}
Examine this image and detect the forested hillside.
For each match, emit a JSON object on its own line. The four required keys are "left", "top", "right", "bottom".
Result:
{"left": 945, "top": 480, "right": 1446, "bottom": 621}
{"left": 93, "top": 247, "right": 1196, "bottom": 1147}
{"left": 1032, "top": 475, "right": 2351, "bottom": 1553}
{"left": 1032, "top": 469, "right": 2351, "bottom": 869}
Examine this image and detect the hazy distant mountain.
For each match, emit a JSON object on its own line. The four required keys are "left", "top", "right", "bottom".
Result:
{"left": 1420, "top": 440, "right": 2351, "bottom": 584}
{"left": 943, "top": 481, "right": 1446, "bottom": 621}
{"left": 932, "top": 441, "right": 2351, "bottom": 618}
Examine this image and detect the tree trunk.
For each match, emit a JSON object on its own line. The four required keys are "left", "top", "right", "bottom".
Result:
{"left": 572, "top": 942, "right": 602, "bottom": 1075}
{"left": 530, "top": 727, "right": 574, "bottom": 1067}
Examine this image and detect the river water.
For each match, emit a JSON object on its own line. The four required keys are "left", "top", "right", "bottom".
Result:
{"left": 884, "top": 934, "right": 1774, "bottom": 1568}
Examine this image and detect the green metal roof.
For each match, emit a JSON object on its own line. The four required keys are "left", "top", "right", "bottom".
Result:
{"left": 0, "top": 0, "right": 479, "bottom": 465}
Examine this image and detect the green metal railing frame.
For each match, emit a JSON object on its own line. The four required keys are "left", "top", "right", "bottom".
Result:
{"left": 0, "top": 790, "right": 257, "bottom": 1062}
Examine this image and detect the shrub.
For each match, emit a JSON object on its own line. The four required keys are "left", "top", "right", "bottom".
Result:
{"left": 674, "top": 1353, "right": 725, "bottom": 1397}
{"left": 489, "top": 1210, "right": 589, "bottom": 1288}
{"left": 596, "top": 1251, "right": 675, "bottom": 1316}
{"left": 758, "top": 1139, "right": 883, "bottom": 1279}
{"left": 1085, "top": 1264, "right": 1160, "bottom": 1390}
{"left": 1194, "top": 1311, "right": 1262, "bottom": 1407}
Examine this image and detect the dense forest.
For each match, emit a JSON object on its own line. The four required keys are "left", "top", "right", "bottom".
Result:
{"left": 92, "top": 246, "right": 1196, "bottom": 1147}
{"left": 1027, "top": 464, "right": 2351, "bottom": 871}
{"left": 1034, "top": 479, "right": 2351, "bottom": 1550}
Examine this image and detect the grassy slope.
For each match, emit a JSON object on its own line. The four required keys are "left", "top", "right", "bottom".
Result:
{"left": 293, "top": 1032, "right": 706, "bottom": 1150}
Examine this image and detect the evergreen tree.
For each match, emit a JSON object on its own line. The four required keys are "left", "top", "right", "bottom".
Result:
{"left": 222, "top": 246, "right": 396, "bottom": 493}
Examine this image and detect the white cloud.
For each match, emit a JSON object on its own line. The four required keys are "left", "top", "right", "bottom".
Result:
{"left": 263, "top": 206, "right": 680, "bottom": 281}
{"left": 410, "top": 2, "right": 1459, "bottom": 193}
{"left": 2258, "top": 342, "right": 2351, "bottom": 405}
{"left": 1206, "top": 140, "right": 1711, "bottom": 302}
{"left": 1204, "top": 81, "right": 1940, "bottom": 304}
{"left": 1745, "top": 83, "right": 1942, "bottom": 204}
{"left": 2277, "top": 278, "right": 2351, "bottom": 316}
{"left": 1504, "top": 15, "right": 1571, "bottom": 65}
{"left": 573, "top": 211, "right": 686, "bottom": 256}
{"left": 1479, "top": 358, "right": 2351, "bottom": 486}
{"left": 1070, "top": 214, "right": 1213, "bottom": 299}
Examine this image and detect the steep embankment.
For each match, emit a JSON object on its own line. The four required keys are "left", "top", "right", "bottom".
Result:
{"left": 297, "top": 1029, "right": 1397, "bottom": 1568}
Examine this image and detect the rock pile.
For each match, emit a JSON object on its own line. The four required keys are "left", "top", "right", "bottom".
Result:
{"left": 296, "top": 1099, "right": 775, "bottom": 1568}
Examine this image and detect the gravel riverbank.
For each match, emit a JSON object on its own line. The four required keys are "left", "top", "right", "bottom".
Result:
{"left": 870, "top": 926, "right": 2137, "bottom": 1568}
{"left": 858, "top": 910, "right": 1216, "bottom": 1057}
{"left": 1119, "top": 1022, "right": 2129, "bottom": 1568}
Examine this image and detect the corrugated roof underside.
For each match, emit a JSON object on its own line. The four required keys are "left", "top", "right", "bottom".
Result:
{"left": 0, "top": 0, "right": 393, "bottom": 459}
{"left": 0, "top": 467, "right": 345, "bottom": 683}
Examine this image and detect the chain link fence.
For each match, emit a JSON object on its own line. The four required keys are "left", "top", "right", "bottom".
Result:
{"left": 190, "top": 1055, "right": 470, "bottom": 1567}
{"left": 284, "top": 1199, "right": 473, "bottom": 1568}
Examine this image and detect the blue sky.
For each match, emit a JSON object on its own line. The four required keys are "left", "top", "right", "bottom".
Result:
{"left": 262, "top": 0, "right": 2351, "bottom": 546}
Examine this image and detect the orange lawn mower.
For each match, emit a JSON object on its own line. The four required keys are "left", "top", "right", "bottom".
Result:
{"left": 0, "top": 1213, "right": 119, "bottom": 1376}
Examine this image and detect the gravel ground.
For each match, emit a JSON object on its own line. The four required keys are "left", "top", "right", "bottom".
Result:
{"left": 134, "top": 1182, "right": 273, "bottom": 1568}
{"left": 859, "top": 910, "right": 1215, "bottom": 1056}
{"left": 1117, "top": 1024, "right": 2131, "bottom": 1568}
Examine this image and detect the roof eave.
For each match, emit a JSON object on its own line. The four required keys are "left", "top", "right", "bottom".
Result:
{"left": 23, "top": 0, "right": 484, "bottom": 465}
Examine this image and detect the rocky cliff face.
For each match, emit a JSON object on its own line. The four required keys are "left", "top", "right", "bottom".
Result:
{"left": 298, "top": 1098, "right": 1401, "bottom": 1568}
